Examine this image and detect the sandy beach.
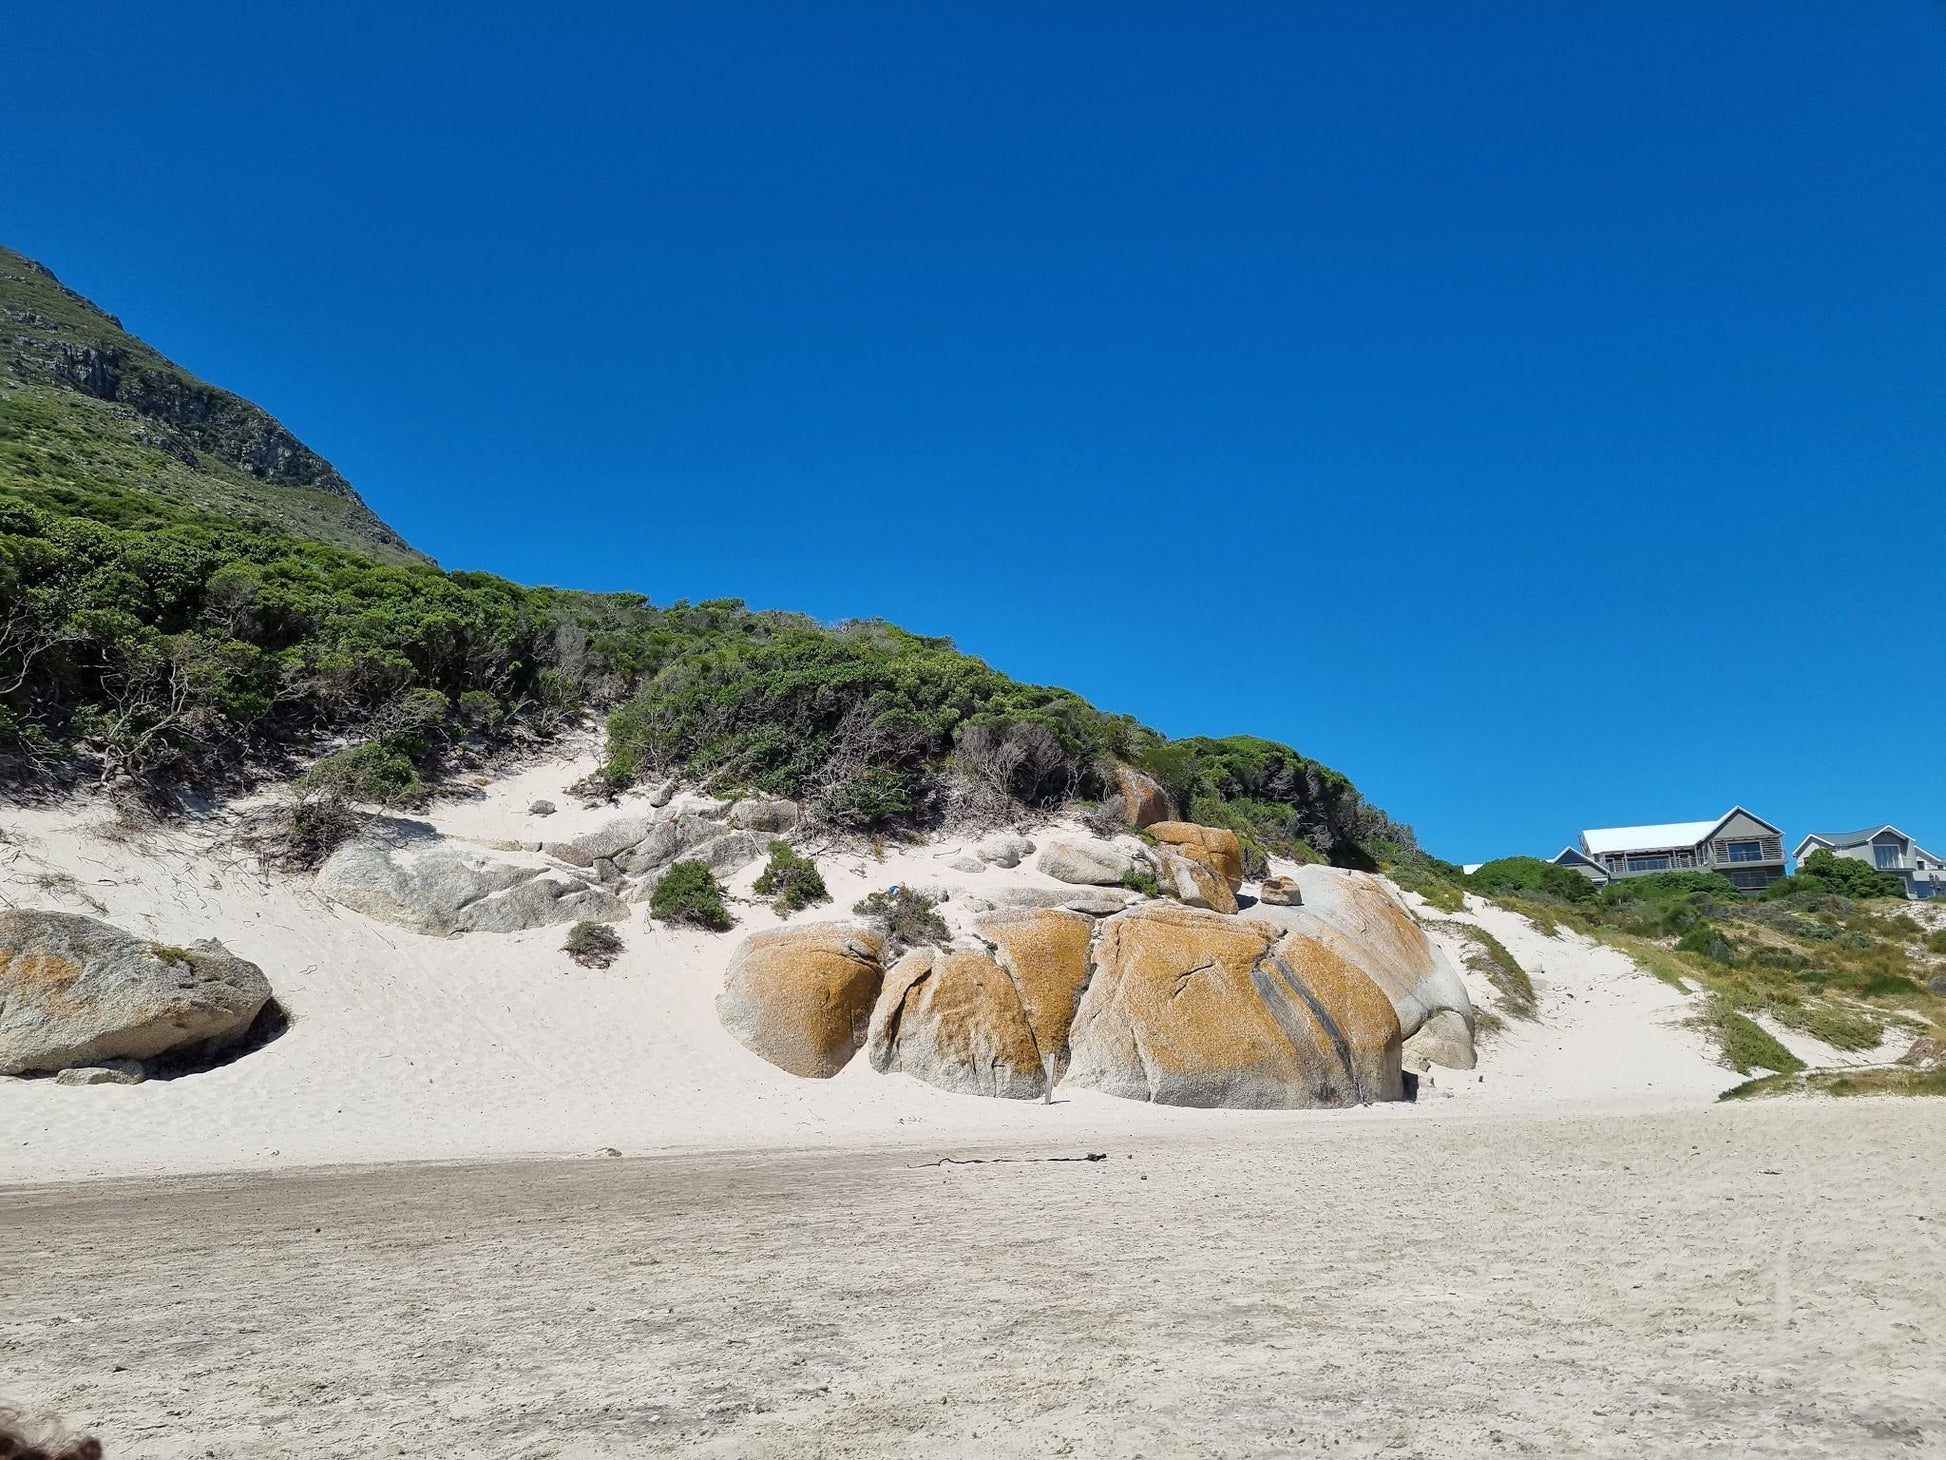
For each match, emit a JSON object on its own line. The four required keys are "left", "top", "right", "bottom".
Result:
{"left": 4, "top": 1099, "right": 1942, "bottom": 1458}
{"left": 4, "top": 756, "right": 1941, "bottom": 1457}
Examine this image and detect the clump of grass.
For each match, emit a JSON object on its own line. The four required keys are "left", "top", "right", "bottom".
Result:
{"left": 1770, "top": 1001, "right": 1883, "bottom": 1053}
{"left": 852, "top": 886, "right": 949, "bottom": 957}
{"left": 1119, "top": 868, "right": 1161, "bottom": 898}
{"left": 1722, "top": 1066, "right": 1946, "bottom": 1101}
{"left": 1431, "top": 921, "right": 1537, "bottom": 1021}
{"left": 563, "top": 919, "right": 624, "bottom": 968}
{"left": 752, "top": 840, "right": 829, "bottom": 915}
{"left": 1700, "top": 998, "right": 1805, "bottom": 1076}
{"left": 28, "top": 869, "right": 107, "bottom": 913}
{"left": 1602, "top": 932, "right": 1692, "bottom": 992}
{"left": 1387, "top": 860, "right": 1465, "bottom": 913}
{"left": 650, "top": 861, "right": 734, "bottom": 932}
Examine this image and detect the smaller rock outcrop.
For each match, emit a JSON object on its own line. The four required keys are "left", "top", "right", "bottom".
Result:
{"left": 1111, "top": 764, "right": 1178, "bottom": 829}
{"left": 1037, "top": 839, "right": 1137, "bottom": 887}
{"left": 1255, "top": 867, "right": 1475, "bottom": 1064}
{"left": 1402, "top": 1009, "right": 1477, "bottom": 1072}
{"left": 0, "top": 911, "right": 272, "bottom": 1076}
{"left": 1151, "top": 848, "right": 1238, "bottom": 915}
{"left": 718, "top": 924, "right": 886, "bottom": 1078}
{"left": 979, "top": 886, "right": 1138, "bottom": 916}
{"left": 54, "top": 1060, "right": 146, "bottom": 1086}
{"left": 318, "top": 835, "right": 627, "bottom": 936}
{"left": 1259, "top": 875, "right": 1303, "bottom": 906}
{"left": 977, "top": 907, "right": 1094, "bottom": 1084}
{"left": 1896, "top": 1035, "right": 1941, "bottom": 1069}
{"left": 727, "top": 797, "right": 800, "bottom": 833}
{"left": 1147, "top": 822, "right": 1245, "bottom": 893}
{"left": 975, "top": 835, "right": 1036, "bottom": 869}
{"left": 866, "top": 907, "right": 1094, "bottom": 1100}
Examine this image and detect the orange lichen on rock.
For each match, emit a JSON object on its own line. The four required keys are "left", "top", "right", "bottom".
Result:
{"left": 867, "top": 947, "right": 1047, "bottom": 1099}
{"left": 975, "top": 907, "right": 1094, "bottom": 1082}
{"left": 1111, "top": 764, "right": 1178, "bottom": 829}
{"left": 1152, "top": 848, "right": 1239, "bottom": 915}
{"left": 1146, "top": 822, "right": 1245, "bottom": 893}
{"left": 1066, "top": 903, "right": 1402, "bottom": 1108}
{"left": 716, "top": 924, "right": 885, "bottom": 1079}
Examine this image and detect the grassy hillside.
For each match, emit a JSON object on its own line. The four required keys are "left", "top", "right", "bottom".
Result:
{"left": 1404, "top": 855, "right": 1946, "bottom": 1077}
{"left": 0, "top": 244, "right": 417, "bottom": 564}
{"left": 0, "top": 241, "right": 1408, "bottom": 865}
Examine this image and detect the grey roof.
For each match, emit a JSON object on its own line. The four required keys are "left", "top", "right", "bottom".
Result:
{"left": 1803, "top": 826, "right": 1901, "bottom": 850}
{"left": 1797, "top": 824, "right": 1944, "bottom": 865}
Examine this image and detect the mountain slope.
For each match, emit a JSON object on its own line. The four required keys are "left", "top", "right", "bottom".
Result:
{"left": 0, "top": 244, "right": 418, "bottom": 563}
{"left": 0, "top": 241, "right": 1411, "bottom": 869}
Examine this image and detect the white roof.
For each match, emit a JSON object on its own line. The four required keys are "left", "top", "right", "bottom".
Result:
{"left": 1581, "top": 819, "right": 1723, "bottom": 855}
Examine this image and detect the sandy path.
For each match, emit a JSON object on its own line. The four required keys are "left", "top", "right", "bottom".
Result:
{"left": 5, "top": 1098, "right": 1942, "bottom": 1459}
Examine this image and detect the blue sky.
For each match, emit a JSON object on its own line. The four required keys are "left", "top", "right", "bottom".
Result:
{"left": 5, "top": 2, "right": 1943, "bottom": 862}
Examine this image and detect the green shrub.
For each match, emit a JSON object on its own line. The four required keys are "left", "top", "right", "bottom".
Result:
{"left": 1704, "top": 999, "right": 1805, "bottom": 1076}
{"left": 1119, "top": 867, "right": 1162, "bottom": 897}
{"left": 1793, "top": 849, "right": 1906, "bottom": 901}
{"left": 650, "top": 861, "right": 733, "bottom": 931}
{"left": 852, "top": 886, "right": 949, "bottom": 956}
{"left": 301, "top": 741, "right": 424, "bottom": 806}
{"left": 1927, "top": 930, "right": 1946, "bottom": 956}
{"left": 1674, "top": 922, "right": 1737, "bottom": 964}
{"left": 563, "top": 919, "right": 625, "bottom": 967}
{"left": 752, "top": 840, "right": 830, "bottom": 914}
{"left": 1465, "top": 856, "right": 1598, "bottom": 904}
{"left": 1723, "top": 1067, "right": 1946, "bottom": 1101}
{"left": 1601, "top": 870, "right": 1740, "bottom": 906}
{"left": 1383, "top": 851, "right": 1467, "bottom": 913}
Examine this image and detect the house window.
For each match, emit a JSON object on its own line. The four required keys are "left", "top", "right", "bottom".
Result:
{"left": 1725, "top": 868, "right": 1773, "bottom": 892}
{"left": 1626, "top": 854, "right": 1671, "bottom": 873}
{"left": 1875, "top": 844, "right": 1903, "bottom": 869}
{"left": 1725, "top": 840, "right": 1765, "bottom": 863}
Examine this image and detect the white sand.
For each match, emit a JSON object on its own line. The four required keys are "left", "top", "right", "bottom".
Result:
{"left": 5, "top": 1101, "right": 1942, "bottom": 1458}
{"left": 3, "top": 749, "right": 1742, "bottom": 1186}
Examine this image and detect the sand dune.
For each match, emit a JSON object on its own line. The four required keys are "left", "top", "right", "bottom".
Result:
{"left": 2, "top": 749, "right": 1741, "bottom": 1186}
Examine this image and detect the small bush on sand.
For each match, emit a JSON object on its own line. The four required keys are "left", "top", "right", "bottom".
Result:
{"left": 752, "top": 840, "right": 829, "bottom": 915}
{"left": 301, "top": 741, "right": 424, "bottom": 806}
{"left": 1703, "top": 999, "right": 1805, "bottom": 1076}
{"left": 852, "top": 886, "right": 949, "bottom": 956}
{"left": 650, "top": 861, "right": 734, "bottom": 931}
{"left": 1465, "top": 856, "right": 1598, "bottom": 905}
{"left": 563, "top": 920, "right": 624, "bottom": 968}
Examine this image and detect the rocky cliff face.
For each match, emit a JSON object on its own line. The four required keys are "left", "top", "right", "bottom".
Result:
{"left": 0, "top": 244, "right": 419, "bottom": 562}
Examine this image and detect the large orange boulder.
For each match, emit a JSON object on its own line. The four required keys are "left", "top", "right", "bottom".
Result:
{"left": 1147, "top": 822, "right": 1245, "bottom": 893}
{"left": 975, "top": 907, "right": 1094, "bottom": 1084}
{"left": 717, "top": 924, "right": 885, "bottom": 1078}
{"left": 1249, "top": 867, "right": 1475, "bottom": 1068}
{"left": 867, "top": 947, "right": 1047, "bottom": 1099}
{"left": 1066, "top": 903, "right": 1402, "bottom": 1108}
